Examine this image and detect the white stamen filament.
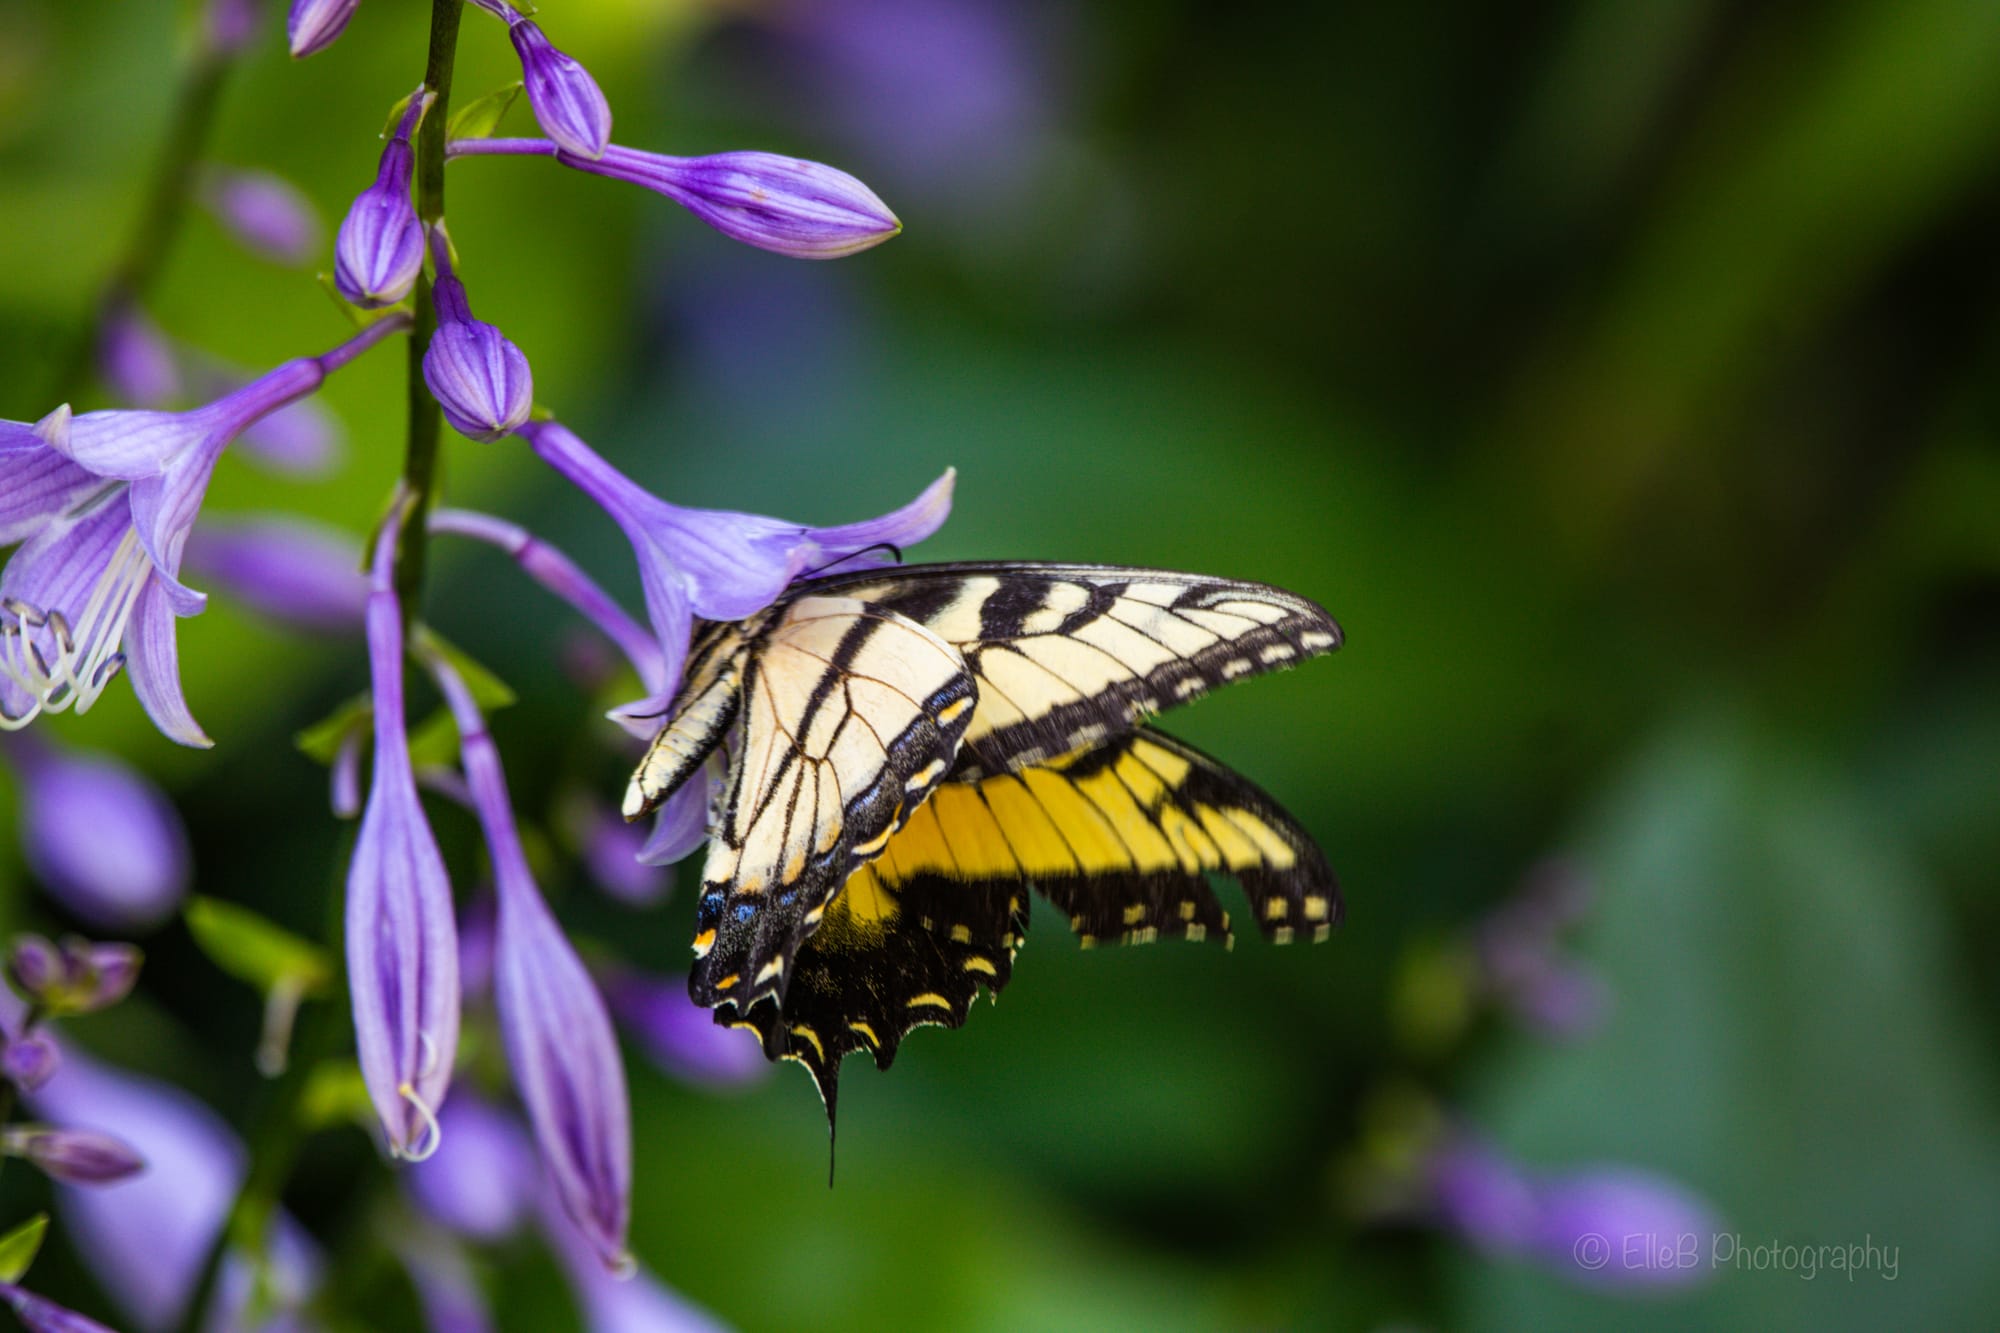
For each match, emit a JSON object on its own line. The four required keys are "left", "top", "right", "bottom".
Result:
{"left": 0, "top": 525, "right": 151, "bottom": 728}
{"left": 394, "top": 1080, "right": 444, "bottom": 1162}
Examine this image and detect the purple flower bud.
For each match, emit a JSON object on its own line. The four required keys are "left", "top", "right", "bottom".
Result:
{"left": 4, "top": 934, "right": 142, "bottom": 1017}
{"left": 404, "top": 1092, "right": 536, "bottom": 1242}
{"left": 4, "top": 1125, "right": 146, "bottom": 1184}
{"left": 574, "top": 145, "right": 898, "bottom": 258}
{"left": 182, "top": 517, "right": 368, "bottom": 634}
{"left": 425, "top": 653, "right": 630, "bottom": 1271}
{"left": 539, "top": 1194, "right": 727, "bottom": 1333}
{"left": 202, "top": 168, "right": 324, "bottom": 267}
{"left": 98, "top": 302, "right": 181, "bottom": 408}
{"left": 422, "top": 230, "right": 534, "bottom": 442}
{"left": 0, "top": 1286, "right": 119, "bottom": 1333}
{"left": 205, "top": 0, "right": 262, "bottom": 57}
{"left": 605, "top": 971, "right": 769, "bottom": 1088}
{"left": 1532, "top": 1166, "right": 1722, "bottom": 1290}
{"left": 335, "top": 91, "right": 431, "bottom": 309}
{"left": 505, "top": 17, "right": 612, "bottom": 160}
{"left": 577, "top": 805, "right": 671, "bottom": 906}
{"left": 346, "top": 512, "right": 460, "bottom": 1160}
{"left": 4, "top": 737, "right": 189, "bottom": 929}
{"left": 288, "top": 0, "right": 360, "bottom": 59}
{"left": 330, "top": 723, "right": 364, "bottom": 820}
{"left": 1, "top": 1032, "right": 59, "bottom": 1091}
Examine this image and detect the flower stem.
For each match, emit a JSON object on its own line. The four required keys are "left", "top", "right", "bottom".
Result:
{"left": 53, "top": 32, "right": 233, "bottom": 399}
{"left": 395, "top": 0, "right": 468, "bottom": 625}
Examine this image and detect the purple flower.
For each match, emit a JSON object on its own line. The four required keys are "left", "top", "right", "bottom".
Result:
{"left": 1, "top": 316, "right": 407, "bottom": 743}
{"left": 346, "top": 511, "right": 460, "bottom": 1160}
{"left": 400, "top": 1232, "right": 495, "bottom": 1333}
{"left": 538, "top": 1193, "right": 727, "bottom": 1333}
{"left": 183, "top": 517, "right": 368, "bottom": 633}
{"left": 202, "top": 1218, "right": 323, "bottom": 1333}
{"left": 3, "top": 933, "right": 143, "bottom": 1016}
{"left": 2, "top": 735, "right": 189, "bottom": 928}
{"left": 424, "top": 650, "right": 630, "bottom": 1271}
{"left": 1, "top": 1031, "right": 58, "bottom": 1091}
{"left": 3, "top": 1124, "right": 146, "bottom": 1184}
{"left": 1428, "top": 1134, "right": 1720, "bottom": 1291}
{"left": 485, "top": 7, "right": 612, "bottom": 160}
{"left": 1477, "top": 859, "right": 1610, "bottom": 1040}
{"left": 0, "top": 1286, "right": 119, "bottom": 1333}
{"left": 21, "top": 1036, "right": 246, "bottom": 1330}
{"left": 422, "top": 229, "right": 534, "bottom": 442}
{"left": 451, "top": 138, "right": 901, "bottom": 259}
{"left": 404, "top": 1092, "right": 536, "bottom": 1243}
{"left": 335, "top": 91, "right": 431, "bottom": 309}
{"left": 98, "top": 302, "right": 181, "bottom": 408}
{"left": 605, "top": 970, "right": 770, "bottom": 1088}
{"left": 517, "top": 419, "right": 952, "bottom": 741}
{"left": 288, "top": 0, "right": 360, "bottom": 59}
{"left": 205, "top": 0, "right": 262, "bottom": 57}
{"left": 202, "top": 168, "right": 324, "bottom": 267}
{"left": 635, "top": 771, "right": 712, "bottom": 865}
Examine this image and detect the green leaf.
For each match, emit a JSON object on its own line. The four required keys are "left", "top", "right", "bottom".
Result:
{"left": 295, "top": 693, "right": 372, "bottom": 766}
{"left": 185, "top": 898, "right": 332, "bottom": 997}
{"left": 379, "top": 89, "right": 419, "bottom": 140}
{"left": 298, "top": 1060, "right": 374, "bottom": 1132}
{"left": 448, "top": 82, "right": 524, "bottom": 141}
{"left": 405, "top": 706, "right": 463, "bottom": 771}
{"left": 0, "top": 1213, "right": 48, "bottom": 1284}
{"left": 414, "top": 628, "right": 516, "bottom": 712}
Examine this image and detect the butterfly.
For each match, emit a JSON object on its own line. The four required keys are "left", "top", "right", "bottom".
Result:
{"left": 624, "top": 563, "right": 1343, "bottom": 1128}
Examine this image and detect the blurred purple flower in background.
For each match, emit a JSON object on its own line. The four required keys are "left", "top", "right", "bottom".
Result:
{"left": 2, "top": 1124, "right": 146, "bottom": 1185}
{"left": 1428, "top": 1133, "right": 1720, "bottom": 1291}
{"left": 4, "top": 935, "right": 142, "bottom": 1016}
{"left": 1, "top": 1029, "right": 58, "bottom": 1091}
{"left": 423, "top": 228, "right": 534, "bottom": 442}
{"left": 183, "top": 517, "right": 368, "bottom": 633}
{"left": 204, "top": 0, "right": 261, "bottom": 58}
{"left": 97, "top": 301, "right": 181, "bottom": 409}
{"left": 335, "top": 91, "right": 431, "bottom": 310}
{"left": 405, "top": 1091, "right": 536, "bottom": 1244}
{"left": 0, "top": 1285, "right": 118, "bottom": 1333}
{"left": 399, "top": 1232, "right": 494, "bottom": 1333}
{"left": 538, "top": 1193, "right": 728, "bottom": 1333}
{"left": 605, "top": 970, "right": 770, "bottom": 1089}
{"left": 1, "top": 734, "right": 189, "bottom": 929}
{"left": 201, "top": 168, "right": 324, "bottom": 267}
{"left": 288, "top": 0, "right": 360, "bottom": 60}
{"left": 346, "top": 513, "right": 459, "bottom": 1160}
{"left": 1476, "top": 860, "right": 1609, "bottom": 1040}
{"left": 570, "top": 802, "right": 671, "bottom": 907}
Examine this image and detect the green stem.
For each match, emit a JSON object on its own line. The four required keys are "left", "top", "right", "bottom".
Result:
{"left": 395, "top": 0, "right": 467, "bottom": 624}
{"left": 53, "top": 37, "right": 233, "bottom": 400}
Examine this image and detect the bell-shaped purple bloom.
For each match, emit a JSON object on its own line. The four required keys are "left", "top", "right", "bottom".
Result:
{"left": 1, "top": 317, "right": 406, "bottom": 743}
{"left": 98, "top": 302, "right": 181, "bottom": 408}
{"left": 0, "top": 1286, "right": 119, "bottom": 1333}
{"left": 183, "top": 517, "right": 368, "bottom": 634}
{"left": 288, "top": 0, "right": 360, "bottom": 59}
{"left": 425, "top": 651, "right": 630, "bottom": 1271}
{"left": 506, "top": 17, "right": 612, "bottom": 160}
{"left": 422, "top": 229, "right": 534, "bottom": 442}
{"left": 3, "top": 934, "right": 143, "bottom": 1016}
{"left": 3, "top": 735, "right": 189, "bottom": 928}
{"left": 517, "top": 419, "right": 952, "bottom": 739}
{"left": 605, "top": 970, "right": 770, "bottom": 1088}
{"left": 3, "top": 1124, "right": 146, "bottom": 1184}
{"left": 453, "top": 138, "right": 900, "bottom": 259}
{"left": 346, "top": 513, "right": 460, "bottom": 1161}
{"left": 335, "top": 91, "right": 431, "bottom": 309}
{"left": 404, "top": 1091, "right": 537, "bottom": 1243}
{"left": 202, "top": 168, "right": 323, "bottom": 267}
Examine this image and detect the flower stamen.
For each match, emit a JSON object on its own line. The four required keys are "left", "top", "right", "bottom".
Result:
{"left": 0, "top": 525, "right": 151, "bottom": 728}
{"left": 394, "top": 1080, "right": 445, "bottom": 1162}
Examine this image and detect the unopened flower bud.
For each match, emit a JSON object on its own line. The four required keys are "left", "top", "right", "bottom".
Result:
{"left": 335, "top": 91, "right": 431, "bottom": 308}
{"left": 3, "top": 1125, "right": 146, "bottom": 1185}
{"left": 421, "top": 229, "right": 534, "bottom": 441}
{"left": 202, "top": 169, "right": 323, "bottom": 267}
{"left": 0, "top": 1284, "right": 120, "bottom": 1333}
{"left": 0, "top": 1033, "right": 58, "bottom": 1091}
{"left": 4, "top": 935, "right": 142, "bottom": 1017}
{"left": 289, "top": 0, "right": 361, "bottom": 59}
{"left": 506, "top": 17, "right": 612, "bottom": 160}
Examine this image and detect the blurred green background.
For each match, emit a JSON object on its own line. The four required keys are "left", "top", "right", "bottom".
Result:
{"left": 5, "top": 0, "right": 2000, "bottom": 1328}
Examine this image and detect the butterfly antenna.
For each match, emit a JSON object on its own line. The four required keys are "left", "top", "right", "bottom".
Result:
{"left": 800, "top": 542, "right": 903, "bottom": 583}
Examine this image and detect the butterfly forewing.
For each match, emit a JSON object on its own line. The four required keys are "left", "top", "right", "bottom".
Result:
{"left": 624, "top": 619, "right": 749, "bottom": 819}
{"left": 811, "top": 564, "right": 1342, "bottom": 777}
{"left": 688, "top": 596, "right": 976, "bottom": 1013}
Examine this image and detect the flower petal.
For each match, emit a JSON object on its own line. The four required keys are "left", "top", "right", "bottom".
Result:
{"left": 124, "top": 578, "right": 212, "bottom": 748}
{"left": 635, "top": 771, "right": 711, "bottom": 867}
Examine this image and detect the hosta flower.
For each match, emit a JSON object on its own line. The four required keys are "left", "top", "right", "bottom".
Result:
{"left": 346, "top": 511, "right": 459, "bottom": 1160}
{"left": 539, "top": 1191, "right": 728, "bottom": 1333}
{"left": 4, "top": 934, "right": 143, "bottom": 1016}
{"left": 205, "top": 0, "right": 261, "bottom": 57}
{"left": 405, "top": 1092, "right": 536, "bottom": 1243}
{"left": 183, "top": 516, "right": 368, "bottom": 633}
{"left": 466, "top": 1, "right": 611, "bottom": 159}
{"left": 422, "top": 228, "right": 534, "bottom": 441}
{"left": 2, "top": 735, "right": 190, "bottom": 928}
{"left": 335, "top": 90, "right": 431, "bottom": 309}
{"left": 516, "top": 418, "right": 952, "bottom": 744}
{"left": 288, "top": 0, "right": 360, "bottom": 59}
{"left": 0, "top": 1286, "right": 119, "bottom": 1333}
{"left": 201, "top": 168, "right": 323, "bottom": 267}
{"left": 574, "top": 802, "right": 672, "bottom": 906}
{"left": 0, "top": 316, "right": 406, "bottom": 742}
{"left": 450, "top": 138, "right": 901, "bottom": 259}
{"left": 2, "top": 1124, "right": 146, "bottom": 1185}
{"left": 1476, "top": 860, "right": 1609, "bottom": 1039}
{"left": 424, "top": 650, "right": 630, "bottom": 1271}
{"left": 605, "top": 969, "right": 769, "bottom": 1088}
{"left": 0, "top": 1029, "right": 58, "bottom": 1091}
{"left": 97, "top": 301, "right": 181, "bottom": 408}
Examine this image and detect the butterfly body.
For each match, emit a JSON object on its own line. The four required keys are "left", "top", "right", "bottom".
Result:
{"left": 626, "top": 562, "right": 1344, "bottom": 1122}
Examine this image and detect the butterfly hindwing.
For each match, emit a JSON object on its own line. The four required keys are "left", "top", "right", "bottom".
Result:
{"left": 810, "top": 564, "right": 1342, "bottom": 777}
{"left": 688, "top": 595, "right": 977, "bottom": 1012}
{"left": 739, "top": 727, "right": 1338, "bottom": 1119}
